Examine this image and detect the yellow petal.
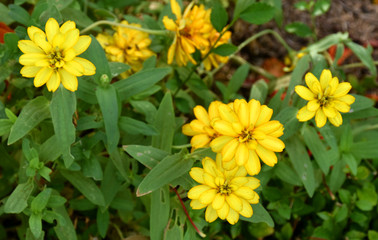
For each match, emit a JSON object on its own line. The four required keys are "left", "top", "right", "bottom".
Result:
{"left": 193, "top": 105, "right": 210, "bottom": 126}
{"left": 305, "top": 72, "right": 320, "bottom": 94}
{"left": 187, "top": 185, "right": 211, "bottom": 199}
{"left": 248, "top": 192, "right": 260, "bottom": 204}
{"left": 221, "top": 139, "right": 239, "bottom": 162}
{"left": 167, "top": 36, "right": 177, "bottom": 64}
{"left": 328, "top": 76, "right": 339, "bottom": 95}
{"left": 234, "top": 187, "right": 254, "bottom": 200}
{"left": 27, "top": 26, "right": 44, "bottom": 42}
{"left": 248, "top": 99, "right": 261, "bottom": 127}
{"left": 255, "top": 105, "right": 273, "bottom": 127}
{"left": 295, "top": 85, "right": 315, "bottom": 101}
{"left": 258, "top": 136, "right": 285, "bottom": 152}
{"left": 244, "top": 177, "right": 260, "bottom": 190}
{"left": 190, "top": 199, "right": 206, "bottom": 209}
{"left": 20, "top": 66, "right": 42, "bottom": 77}
{"left": 230, "top": 177, "right": 248, "bottom": 187}
{"left": 329, "top": 111, "right": 342, "bottom": 127}
{"left": 180, "top": 37, "right": 195, "bottom": 54}
{"left": 226, "top": 208, "right": 239, "bottom": 225}
{"left": 61, "top": 29, "right": 79, "bottom": 51}
{"left": 226, "top": 193, "right": 242, "bottom": 212}
{"left": 219, "top": 104, "right": 238, "bottom": 123}
{"left": 190, "top": 119, "right": 206, "bottom": 133}
{"left": 202, "top": 157, "right": 217, "bottom": 176}
{"left": 319, "top": 69, "right": 332, "bottom": 91}
{"left": 213, "top": 120, "right": 238, "bottom": 137}
{"left": 234, "top": 165, "right": 247, "bottom": 177}
{"left": 307, "top": 99, "right": 320, "bottom": 112}
{"left": 217, "top": 202, "right": 230, "bottom": 220}
{"left": 18, "top": 40, "right": 44, "bottom": 54}
{"left": 210, "top": 136, "right": 234, "bottom": 153}
{"left": 170, "top": 0, "right": 182, "bottom": 20}
{"left": 212, "top": 193, "right": 225, "bottom": 210}
{"left": 33, "top": 32, "right": 52, "bottom": 53}
{"left": 208, "top": 101, "right": 221, "bottom": 120}
{"left": 182, "top": 123, "right": 197, "bottom": 136}
{"left": 254, "top": 120, "right": 282, "bottom": 135}
{"left": 45, "top": 18, "right": 59, "bottom": 43}
{"left": 236, "top": 99, "right": 249, "bottom": 128}
{"left": 297, "top": 106, "right": 316, "bottom": 122}
{"left": 333, "top": 100, "right": 350, "bottom": 113}
{"left": 333, "top": 82, "right": 352, "bottom": 98}
{"left": 189, "top": 167, "right": 205, "bottom": 184}
{"left": 315, "top": 108, "right": 327, "bottom": 128}
{"left": 34, "top": 67, "right": 53, "bottom": 87}
{"left": 60, "top": 21, "right": 76, "bottom": 33}
{"left": 205, "top": 205, "right": 218, "bottom": 223}
{"left": 256, "top": 145, "right": 277, "bottom": 167}
{"left": 222, "top": 158, "right": 237, "bottom": 171}
{"left": 239, "top": 199, "right": 253, "bottom": 218}
{"left": 336, "top": 94, "right": 355, "bottom": 105}
{"left": 191, "top": 134, "right": 211, "bottom": 149}
{"left": 19, "top": 53, "right": 48, "bottom": 66}
{"left": 59, "top": 68, "right": 78, "bottom": 92}
{"left": 269, "top": 125, "right": 284, "bottom": 138}
{"left": 203, "top": 172, "right": 217, "bottom": 188}
{"left": 73, "top": 57, "right": 96, "bottom": 76}
{"left": 199, "top": 189, "right": 217, "bottom": 205}
{"left": 63, "top": 48, "right": 76, "bottom": 62}
{"left": 245, "top": 150, "right": 261, "bottom": 176}
{"left": 73, "top": 36, "right": 91, "bottom": 55}
{"left": 235, "top": 143, "right": 249, "bottom": 166}
{"left": 322, "top": 105, "right": 337, "bottom": 118}
{"left": 46, "top": 71, "right": 61, "bottom": 92}
{"left": 63, "top": 59, "right": 84, "bottom": 76}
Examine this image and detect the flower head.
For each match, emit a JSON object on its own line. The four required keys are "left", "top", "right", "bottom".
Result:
{"left": 18, "top": 18, "right": 95, "bottom": 92}
{"left": 210, "top": 99, "right": 285, "bottom": 175}
{"left": 202, "top": 28, "right": 232, "bottom": 71}
{"left": 188, "top": 157, "right": 260, "bottom": 224}
{"left": 295, "top": 69, "right": 355, "bottom": 128}
{"left": 96, "top": 20, "right": 154, "bottom": 76}
{"left": 163, "top": 0, "right": 212, "bottom": 66}
{"left": 182, "top": 101, "right": 221, "bottom": 151}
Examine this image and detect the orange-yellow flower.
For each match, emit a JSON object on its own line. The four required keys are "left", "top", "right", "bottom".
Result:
{"left": 210, "top": 99, "right": 285, "bottom": 175}
{"left": 163, "top": 0, "right": 212, "bottom": 66}
{"left": 295, "top": 69, "right": 355, "bottom": 128}
{"left": 18, "top": 18, "right": 95, "bottom": 92}
{"left": 96, "top": 20, "right": 154, "bottom": 76}
{"left": 202, "top": 28, "right": 232, "bottom": 70}
{"left": 188, "top": 157, "right": 260, "bottom": 224}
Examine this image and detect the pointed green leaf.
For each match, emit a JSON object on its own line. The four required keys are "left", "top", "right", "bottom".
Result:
{"left": 4, "top": 178, "right": 34, "bottom": 213}
{"left": 345, "top": 41, "right": 376, "bottom": 76}
{"left": 97, "top": 208, "right": 110, "bottom": 238}
{"left": 240, "top": 203, "right": 274, "bottom": 227}
{"left": 212, "top": 43, "right": 238, "bottom": 56}
{"left": 240, "top": 3, "right": 275, "bottom": 25}
{"left": 29, "top": 213, "right": 43, "bottom": 239}
{"left": 119, "top": 117, "right": 158, "bottom": 136}
{"left": 150, "top": 185, "right": 170, "bottom": 240}
{"left": 123, "top": 145, "right": 169, "bottom": 169}
{"left": 249, "top": 79, "right": 268, "bottom": 104}
{"left": 8, "top": 96, "right": 50, "bottom": 145}
{"left": 53, "top": 205, "right": 77, "bottom": 240}
{"left": 31, "top": 188, "right": 52, "bottom": 212}
{"left": 210, "top": 1, "right": 228, "bottom": 32}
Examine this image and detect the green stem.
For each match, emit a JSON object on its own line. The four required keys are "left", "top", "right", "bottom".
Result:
{"left": 230, "top": 55, "right": 276, "bottom": 81}
{"left": 172, "top": 144, "right": 192, "bottom": 149}
{"left": 80, "top": 20, "right": 169, "bottom": 35}
{"left": 340, "top": 61, "right": 378, "bottom": 70}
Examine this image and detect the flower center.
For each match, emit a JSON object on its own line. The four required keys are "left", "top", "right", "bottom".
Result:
{"left": 218, "top": 183, "right": 232, "bottom": 196}
{"left": 48, "top": 47, "right": 65, "bottom": 69}
{"left": 318, "top": 95, "right": 329, "bottom": 107}
{"left": 239, "top": 129, "right": 253, "bottom": 143}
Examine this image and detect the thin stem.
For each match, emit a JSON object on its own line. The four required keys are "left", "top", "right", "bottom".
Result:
{"left": 80, "top": 20, "right": 169, "bottom": 35}
{"left": 340, "top": 61, "right": 378, "bottom": 70}
{"left": 172, "top": 144, "right": 192, "bottom": 149}
{"left": 173, "top": 187, "right": 206, "bottom": 238}
{"left": 230, "top": 55, "right": 276, "bottom": 81}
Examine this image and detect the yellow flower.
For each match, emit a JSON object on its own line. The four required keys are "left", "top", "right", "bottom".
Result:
{"left": 210, "top": 99, "right": 285, "bottom": 175}
{"left": 163, "top": 0, "right": 212, "bottom": 66}
{"left": 96, "top": 20, "right": 154, "bottom": 76}
{"left": 18, "top": 18, "right": 95, "bottom": 92}
{"left": 182, "top": 101, "right": 222, "bottom": 151}
{"left": 295, "top": 69, "right": 355, "bottom": 128}
{"left": 188, "top": 157, "right": 260, "bottom": 224}
{"left": 202, "top": 28, "right": 232, "bottom": 71}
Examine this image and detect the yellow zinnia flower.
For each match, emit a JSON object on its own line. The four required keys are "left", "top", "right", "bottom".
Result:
{"left": 295, "top": 69, "right": 355, "bottom": 128}
{"left": 18, "top": 18, "right": 95, "bottom": 92}
{"left": 188, "top": 157, "right": 260, "bottom": 225}
{"left": 163, "top": 0, "right": 212, "bottom": 66}
{"left": 182, "top": 101, "right": 222, "bottom": 151}
{"left": 210, "top": 99, "right": 285, "bottom": 175}
{"left": 96, "top": 20, "right": 154, "bottom": 76}
{"left": 202, "top": 28, "right": 232, "bottom": 71}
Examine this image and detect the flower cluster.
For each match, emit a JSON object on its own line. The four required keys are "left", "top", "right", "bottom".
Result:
{"left": 163, "top": 0, "right": 231, "bottom": 68}
{"left": 188, "top": 157, "right": 260, "bottom": 224}
{"left": 96, "top": 20, "right": 154, "bottom": 77}
{"left": 18, "top": 18, "right": 95, "bottom": 92}
{"left": 295, "top": 69, "right": 355, "bottom": 128}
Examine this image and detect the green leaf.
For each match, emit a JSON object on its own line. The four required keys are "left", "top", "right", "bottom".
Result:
{"left": 114, "top": 67, "right": 171, "bottom": 101}
{"left": 226, "top": 64, "right": 249, "bottom": 101}
{"left": 150, "top": 185, "right": 170, "bottom": 240}
{"left": 9, "top": 4, "right": 30, "bottom": 25}
{"left": 109, "top": 62, "right": 130, "bottom": 77}
{"left": 240, "top": 3, "right": 275, "bottom": 25}
{"left": 119, "top": 117, "right": 158, "bottom": 136}
{"left": 29, "top": 213, "right": 43, "bottom": 239}
{"left": 123, "top": 145, "right": 169, "bottom": 169}
{"left": 60, "top": 8, "right": 94, "bottom": 29}
{"left": 82, "top": 156, "right": 103, "bottom": 181}
{"left": 60, "top": 169, "right": 105, "bottom": 206}
{"left": 136, "top": 149, "right": 192, "bottom": 196}
{"left": 0, "top": 119, "right": 12, "bottom": 136}
{"left": 233, "top": 0, "right": 254, "bottom": 19}
{"left": 350, "top": 94, "right": 374, "bottom": 112}
{"left": 46, "top": 194, "right": 67, "bottom": 208}
{"left": 312, "top": 0, "right": 331, "bottom": 16}
{"left": 240, "top": 203, "right": 274, "bottom": 227}
{"left": 303, "top": 125, "right": 331, "bottom": 175}
{"left": 275, "top": 161, "right": 303, "bottom": 186}
{"left": 151, "top": 92, "right": 175, "bottom": 153}
{"left": 100, "top": 160, "right": 123, "bottom": 207}
{"left": 26, "top": 228, "right": 44, "bottom": 240}
{"left": 306, "top": 32, "right": 349, "bottom": 55}
{"left": 345, "top": 41, "right": 376, "bottom": 76}
{"left": 31, "top": 188, "right": 52, "bottom": 212}
{"left": 285, "top": 137, "right": 316, "bottom": 197}
{"left": 53, "top": 205, "right": 77, "bottom": 240}
{"left": 342, "top": 153, "right": 357, "bottom": 176}
{"left": 0, "top": 3, "right": 14, "bottom": 25}
{"left": 356, "top": 182, "right": 377, "bottom": 211}
{"left": 273, "top": 107, "right": 301, "bottom": 140}
{"left": 212, "top": 43, "right": 238, "bottom": 56}
{"left": 4, "top": 178, "right": 34, "bottom": 213}
{"left": 96, "top": 85, "right": 120, "bottom": 153}
{"left": 50, "top": 86, "right": 76, "bottom": 167}
{"left": 350, "top": 140, "right": 378, "bottom": 159}
{"left": 339, "top": 124, "right": 352, "bottom": 152}
{"left": 249, "top": 79, "right": 268, "bottom": 104}
{"left": 8, "top": 96, "right": 50, "bottom": 145}
{"left": 210, "top": 1, "right": 228, "bottom": 32}
{"left": 368, "top": 231, "right": 378, "bottom": 240}
{"left": 285, "top": 22, "right": 313, "bottom": 37}
{"left": 97, "top": 209, "right": 110, "bottom": 238}
{"left": 39, "top": 135, "right": 61, "bottom": 163}
{"left": 328, "top": 159, "right": 346, "bottom": 192}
